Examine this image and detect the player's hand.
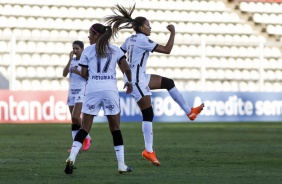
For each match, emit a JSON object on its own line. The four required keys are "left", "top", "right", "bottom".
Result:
{"left": 69, "top": 51, "right": 74, "bottom": 60}
{"left": 166, "top": 24, "right": 175, "bottom": 33}
{"left": 124, "top": 82, "right": 133, "bottom": 94}
{"left": 71, "top": 66, "right": 80, "bottom": 75}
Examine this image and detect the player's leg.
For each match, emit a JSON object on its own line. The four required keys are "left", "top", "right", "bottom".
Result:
{"left": 137, "top": 95, "right": 160, "bottom": 166}
{"left": 105, "top": 91, "right": 132, "bottom": 173}
{"left": 67, "top": 94, "right": 81, "bottom": 152}
{"left": 73, "top": 102, "right": 92, "bottom": 151}
{"left": 107, "top": 114, "right": 132, "bottom": 174}
{"left": 68, "top": 105, "right": 80, "bottom": 140}
{"left": 131, "top": 79, "right": 160, "bottom": 166}
{"left": 65, "top": 93, "right": 99, "bottom": 174}
{"left": 137, "top": 96, "right": 153, "bottom": 153}
{"left": 68, "top": 93, "right": 80, "bottom": 140}
{"left": 70, "top": 104, "right": 80, "bottom": 141}
{"left": 65, "top": 113, "right": 94, "bottom": 174}
{"left": 149, "top": 74, "right": 204, "bottom": 121}
{"left": 68, "top": 105, "right": 81, "bottom": 152}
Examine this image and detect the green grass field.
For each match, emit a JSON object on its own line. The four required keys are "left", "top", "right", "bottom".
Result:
{"left": 0, "top": 123, "right": 282, "bottom": 184}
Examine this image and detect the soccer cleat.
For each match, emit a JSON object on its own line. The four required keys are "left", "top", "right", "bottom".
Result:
{"left": 64, "top": 158, "right": 74, "bottom": 174}
{"left": 187, "top": 103, "right": 205, "bottom": 121}
{"left": 118, "top": 165, "right": 133, "bottom": 174}
{"left": 142, "top": 150, "right": 161, "bottom": 166}
{"left": 82, "top": 137, "right": 92, "bottom": 151}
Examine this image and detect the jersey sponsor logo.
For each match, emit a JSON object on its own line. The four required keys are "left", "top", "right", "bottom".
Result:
{"left": 106, "top": 105, "right": 115, "bottom": 111}
{"left": 86, "top": 104, "right": 95, "bottom": 110}
{"left": 129, "top": 64, "right": 135, "bottom": 68}
{"left": 70, "top": 89, "right": 81, "bottom": 95}
{"left": 91, "top": 75, "right": 114, "bottom": 80}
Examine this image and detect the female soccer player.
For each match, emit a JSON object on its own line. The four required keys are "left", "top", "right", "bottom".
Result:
{"left": 104, "top": 4, "right": 204, "bottom": 166}
{"left": 64, "top": 23, "right": 133, "bottom": 174}
{"left": 63, "top": 40, "right": 92, "bottom": 152}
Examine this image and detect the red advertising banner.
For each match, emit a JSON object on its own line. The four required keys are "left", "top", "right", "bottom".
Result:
{"left": 0, "top": 90, "right": 71, "bottom": 123}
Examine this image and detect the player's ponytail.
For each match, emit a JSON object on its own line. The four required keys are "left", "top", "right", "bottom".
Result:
{"left": 104, "top": 4, "right": 146, "bottom": 37}
{"left": 90, "top": 24, "right": 112, "bottom": 58}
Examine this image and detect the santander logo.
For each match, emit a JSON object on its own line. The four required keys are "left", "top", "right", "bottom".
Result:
{"left": 0, "top": 91, "right": 71, "bottom": 123}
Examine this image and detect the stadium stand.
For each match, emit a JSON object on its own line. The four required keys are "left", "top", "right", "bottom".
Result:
{"left": 0, "top": 0, "right": 281, "bottom": 91}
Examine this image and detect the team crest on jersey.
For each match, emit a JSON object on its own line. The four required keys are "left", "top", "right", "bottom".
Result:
{"left": 106, "top": 105, "right": 115, "bottom": 111}
{"left": 87, "top": 104, "right": 95, "bottom": 110}
{"left": 148, "top": 39, "right": 153, "bottom": 43}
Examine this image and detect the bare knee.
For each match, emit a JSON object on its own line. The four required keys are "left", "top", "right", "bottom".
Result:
{"left": 109, "top": 124, "right": 120, "bottom": 132}
{"left": 81, "top": 114, "right": 94, "bottom": 132}
{"left": 107, "top": 114, "right": 120, "bottom": 132}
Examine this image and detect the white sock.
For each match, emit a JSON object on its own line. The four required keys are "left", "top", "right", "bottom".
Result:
{"left": 72, "top": 130, "right": 79, "bottom": 140}
{"left": 168, "top": 87, "right": 191, "bottom": 114}
{"left": 142, "top": 121, "right": 153, "bottom": 152}
{"left": 114, "top": 145, "right": 125, "bottom": 168}
{"left": 69, "top": 141, "right": 82, "bottom": 164}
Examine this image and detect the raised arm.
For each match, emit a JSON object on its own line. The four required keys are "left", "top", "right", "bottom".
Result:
{"left": 63, "top": 51, "right": 73, "bottom": 77}
{"left": 154, "top": 24, "right": 175, "bottom": 54}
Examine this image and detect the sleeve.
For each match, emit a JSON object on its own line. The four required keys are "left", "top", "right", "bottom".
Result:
{"left": 120, "top": 39, "right": 128, "bottom": 53}
{"left": 78, "top": 49, "right": 89, "bottom": 67}
{"left": 120, "top": 47, "right": 126, "bottom": 53}
{"left": 138, "top": 37, "right": 158, "bottom": 53}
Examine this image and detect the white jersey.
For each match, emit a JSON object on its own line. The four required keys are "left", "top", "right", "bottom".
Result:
{"left": 79, "top": 44, "right": 125, "bottom": 95}
{"left": 121, "top": 33, "right": 158, "bottom": 83}
{"left": 69, "top": 57, "right": 86, "bottom": 87}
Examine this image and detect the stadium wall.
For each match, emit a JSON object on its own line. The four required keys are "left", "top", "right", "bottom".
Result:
{"left": 0, "top": 90, "right": 281, "bottom": 123}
